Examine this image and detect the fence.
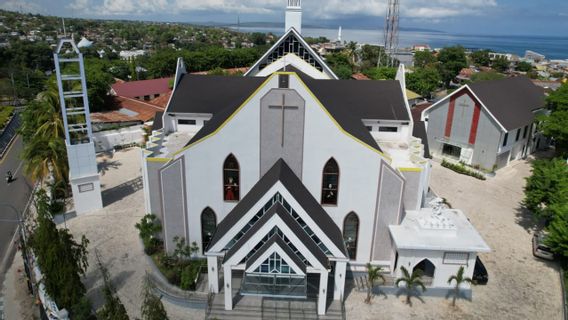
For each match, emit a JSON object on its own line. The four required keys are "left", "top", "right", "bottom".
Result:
{"left": 0, "top": 112, "right": 20, "bottom": 159}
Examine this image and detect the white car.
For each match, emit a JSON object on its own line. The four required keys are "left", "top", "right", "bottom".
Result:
{"left": 532, "top": 232, "right": 554, "bottom": 261}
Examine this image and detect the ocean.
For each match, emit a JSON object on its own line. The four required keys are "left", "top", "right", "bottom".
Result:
{"left": 235, "top": 27, "right": 568, "bottom": 60}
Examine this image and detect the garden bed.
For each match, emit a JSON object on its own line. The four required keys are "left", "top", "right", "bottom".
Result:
{"left": 136, "top": 214, "right": 206, "bottom": 291}
{"left": 441, "top": 159, "right": 487, "bottom": 180}
{"left": 0, "top": 106, "right": 14, "bottom": 131}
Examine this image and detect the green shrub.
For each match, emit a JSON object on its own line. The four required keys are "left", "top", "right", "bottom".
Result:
{"left": 180, "top": 263, "right": 201, "bottom": 290}
{"left": 441, "top": 159, "right": 486, "bottom": 180}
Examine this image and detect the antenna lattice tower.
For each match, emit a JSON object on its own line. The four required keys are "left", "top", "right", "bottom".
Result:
{"left": 54, "top": 39, "right": 103, "bottom": 214}
{"left": 378, "top": 0, "right": 400, "bottom": 67}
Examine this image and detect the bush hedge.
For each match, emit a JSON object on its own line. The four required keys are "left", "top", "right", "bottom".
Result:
{"left": 441, "top": 159, "right": 487, "bottom": 180}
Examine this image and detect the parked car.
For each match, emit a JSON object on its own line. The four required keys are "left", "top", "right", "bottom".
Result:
{"left": 532, "top": 231, "right": 555, "bottom": 261}
{"left": 472, "top": 257, "right": 488, "bottom": 285}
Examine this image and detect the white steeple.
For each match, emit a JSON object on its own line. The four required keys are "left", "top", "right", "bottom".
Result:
{"left": 285, "top": 0, "right": 302, "bottom": 34}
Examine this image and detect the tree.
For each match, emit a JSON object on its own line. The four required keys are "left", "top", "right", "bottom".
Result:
{"left": 141, "top": 274, "right": 169, "bottom": 320}
{"left": 29, "top": 189, "right": 91, "bottom": 315}
{"left": 346, "top": 41, "right": 358, "bottom": 65}
{"left": 414, "top": 50, "right": 436, "bottom": 68}
{"left": 447, "top": 266, "right": 473, "bottom": 307}
{"left": 395, "top": 266, "right": 426, "bottom": 306}
{"left": 250, "top": 33, "right": 267, "bottom": 46}
{"left": 365, "top": 263, "right": 385, "bottom": 304}
{"left": 363, "top": 67, "right": 397, "bottom": 80}
{"left": 523, "top": 158, "right": 568, "bottom": 220}
{"left": 540, "top": 82, "right": 568, "bottom": 153}
{"left": 19, "top": 81, "right": 68, "bottom": 183}
{"left": 517, "top": 61, "right": 533, "bottom": 73}
{"left": 406, "top": 67, "right": 441, "bottom": 98}
{"left": 437, "top": 46, "right": 467, "bottom": 87}
{"left": 470, "top": 50, "right": 491, "bottom": 67}
{"left": 470, "top": 71, "right": 506, "bottom": 83}
{"left": 96, "top": 250, "right": 129, "bottom": 320}
{"left": 492, "top": 56, "right": 510, "bottom": 73}
{"left": 326, "top": 53, "right": 353, "bottom": 79}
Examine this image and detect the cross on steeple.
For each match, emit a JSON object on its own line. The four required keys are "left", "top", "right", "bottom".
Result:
{"left": 269, "top": 94, "right": 298, "bottom": 147}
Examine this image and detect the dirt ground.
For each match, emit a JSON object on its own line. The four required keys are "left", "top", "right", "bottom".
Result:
{"left": 2, "top": 253, "right": 39, "bottom": 320}
{"left": 59, "top": 148, "right": 561, "bottom": 320}
{"left": 343, "top": 155, "right": 562, "bottom": 320}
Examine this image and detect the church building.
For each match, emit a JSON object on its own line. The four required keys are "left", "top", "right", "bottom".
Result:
{"left": 141, "top": 1, "right": 490, "bottom": 315}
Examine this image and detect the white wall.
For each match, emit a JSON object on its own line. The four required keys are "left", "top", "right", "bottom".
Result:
{"left": 93, "top": 125, "right": 144, "bottom": 152}
{"left": 175, "top": 74, "right": 393, "bottom": 263}
{"left": 396, "top": 249, "right": 477, "bottom": 288}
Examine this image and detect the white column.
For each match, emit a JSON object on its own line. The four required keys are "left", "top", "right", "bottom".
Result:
{"left": 318, "top": 271, "right": 328, "bottom": 315}
{"left": 224, "top": 266, "right": 233, "bottom": 311}
{"left": 207, "top": 256, "right": 219, "bottom": 293}
{"left": 333, "top": 261, "right": 347, "bottom": 301}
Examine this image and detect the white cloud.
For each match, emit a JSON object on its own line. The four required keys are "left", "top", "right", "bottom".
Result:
{"left": 65, "top": 0, "right": 498, "bottom": 20}
{"left": 0, "top": 0, "right": 43, "bottom": 13}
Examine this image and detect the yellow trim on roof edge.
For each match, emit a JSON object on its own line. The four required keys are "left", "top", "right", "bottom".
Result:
{"left": 147, "top": 157, "right": 172, "bottom": 163}
{"left": 398, "top": 167, "right": 423, "bottom": 172}
{"left": 171, "top": 72, "right": 392, "bottom": 164}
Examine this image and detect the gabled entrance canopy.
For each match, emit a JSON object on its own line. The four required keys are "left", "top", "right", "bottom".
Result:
{"left": 206, "top": 159, "right": 347, "bottom": 260}
{"left": 245, "top": 28, "right": 338, "bottom": 80}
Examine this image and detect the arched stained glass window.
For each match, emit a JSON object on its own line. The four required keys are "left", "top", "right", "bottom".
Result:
{"left": 343, "top": 212, "right": 359, "bottom": 260}
{"left": 223, "top": 154, "right": 240, "bottom": 201}
{"left": 201, "top": 207, "right": 217, "bottom": 254}
{"left": 321, "top": 158, "right": 339, "bottom": 205}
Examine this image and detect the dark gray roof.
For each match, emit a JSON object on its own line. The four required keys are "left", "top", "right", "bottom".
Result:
{"left": 173, "top": 73, "right": 408, "bottom": 151}
{"left": 411, "top": 106, "right": 431, "bottom": 158}
{"left": 223, "top": 202, "right": 329, "bottom": 268}
{"left": 245, "top": 234, "right": 307, "bottom": 274}
{"left": 209, "top": 159, "right": 347, "bottom": 257}
{"left": 469, "top": 76, "right": 545, "bottom": 131}
{"left": 152, "top": 111, "right": 164, "bottom": 131}
{"left": 167, "top": 74, "right": 266, "bottom": 115}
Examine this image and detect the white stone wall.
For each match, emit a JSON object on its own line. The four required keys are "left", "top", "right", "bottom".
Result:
{"left": 175, "top": 74, "right": 393, "bottom": 263}
{"left": 93, "top": 126, "right": 144, "bottom": 152}
{"left": 395, "top": 249, "right": 477, "bottom": 288}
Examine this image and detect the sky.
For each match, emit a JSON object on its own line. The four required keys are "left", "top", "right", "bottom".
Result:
{"left": 1, "top": 0, "right": 567, "bottom": 36}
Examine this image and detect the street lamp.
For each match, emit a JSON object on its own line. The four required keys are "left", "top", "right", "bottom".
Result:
{"left": 0, "top": 203, "right": 33, "bottom": 294}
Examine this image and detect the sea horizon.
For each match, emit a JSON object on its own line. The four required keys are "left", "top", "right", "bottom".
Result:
{"left": 233, "top": 26, "right": 568, "bottom": 60}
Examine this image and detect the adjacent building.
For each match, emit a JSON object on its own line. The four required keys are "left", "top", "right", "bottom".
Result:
{"left": 421, "top": 77, "right": 546, "bottom": 170}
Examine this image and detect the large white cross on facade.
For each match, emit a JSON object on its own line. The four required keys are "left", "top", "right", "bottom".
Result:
{"left": 269, "top": 94, "right": 299, "bottom": 147}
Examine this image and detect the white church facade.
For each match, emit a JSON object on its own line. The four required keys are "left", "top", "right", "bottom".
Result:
{"left": 141, "top": 1, "right": 490, "bottom": 315}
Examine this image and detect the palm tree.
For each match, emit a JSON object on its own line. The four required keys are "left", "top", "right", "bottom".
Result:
{"left": 365, "top": 263, "right": 385, "bottom": 304}
{"left": 346, "top": 41, "right": 358, "bottom": 65}
{"left": 395, "top": 266, "right": 426, "bottom": 306}
{"left": 20, "top": 80, "right": 68, "bottom": 183}
{"left": 447, "top": 266, "right": 473, "bottom": 307}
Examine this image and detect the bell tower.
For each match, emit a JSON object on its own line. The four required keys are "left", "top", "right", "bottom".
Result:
{"left": 285, "top": 0, "right": 302, "bottom": 33}
{"left": 54, "top": 39, "right": 103, "bottom": 215}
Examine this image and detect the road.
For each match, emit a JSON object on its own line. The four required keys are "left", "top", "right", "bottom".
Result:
{"left": 0, "top": 136, "right": 33, "bottom": 276}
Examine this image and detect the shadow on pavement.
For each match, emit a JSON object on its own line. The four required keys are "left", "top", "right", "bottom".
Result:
{"left": 101, "top": 176, "right": 143, "bottom": 207}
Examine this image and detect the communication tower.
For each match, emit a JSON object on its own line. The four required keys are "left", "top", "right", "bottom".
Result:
{"left": 378, "top": 0, "right": 400, "bottom": 67}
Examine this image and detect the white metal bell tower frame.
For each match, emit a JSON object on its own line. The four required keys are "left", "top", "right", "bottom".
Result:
{"left": 54, "top": 39, "right": 103, "bottom": 214}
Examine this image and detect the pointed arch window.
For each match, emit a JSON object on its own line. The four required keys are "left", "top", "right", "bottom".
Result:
{"left": 343, "top": 212, "right": 359, "bottom": 260}
{"left": 321, "top": 158, "right": 339, "bottom": 205}
{"left": 201, "top": 207, "right": 217, "bottom": 254}
{"left": 223, "top": 154, "right": 240, "bottom": 201}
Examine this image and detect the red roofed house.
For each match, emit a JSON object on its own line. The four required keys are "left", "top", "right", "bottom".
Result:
{"left": 111, "top": 77, "right": 172, "bottom": 101}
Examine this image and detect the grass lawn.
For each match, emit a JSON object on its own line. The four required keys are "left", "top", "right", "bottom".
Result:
{"left": 0, "top": 106, "right": 14, "bottom": 130}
